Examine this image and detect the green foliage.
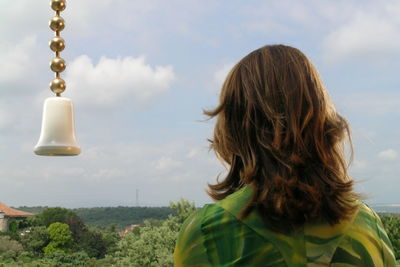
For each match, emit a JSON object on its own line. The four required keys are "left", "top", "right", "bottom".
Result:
{"left": 0, "top": 229, "right": 19, "bottom": 242}
{"left": 46, "top": 250, "right": 90, "bottom": 266}
{"left": 0, "top": 236, "right": 23, "bottom": 253}
{"left": 0, "top": 250, "right": 19, "bottom": 263}
{"left": 17, "top": 205, "right": 175, "bottom": 230}
{"left": 9, "top": 204, "right": 400, "bottom": 266}
{"left": 8, "top": 221, "right": 19, "bottom": 233}
{"left": 110, "top": 199, "right": 196, "bottom": 267}
{"left": 47, "top": 222, "right": 73, "bottom": 246}
{"left": 16, "top": 251, "right": 35, "bottom": 263}
{"left": 168, "top": 199, "right": 197, "bottom": 229}
{"left": 380, "top": 215, "right": 400, "bottom": 259}
{"left": 101, "top": 229, "right": 120, "bottom": 254}
{"left": 23, "top": 207, "right": 112, "bottom": 259}
{"left": 19, "top": 226, "right": 50, "bottom": 255}
{"left": 8, "top": 219, "right": 33, "bottom": 233}
{"left": 24, "top": 216, "right": 43, "bottom": 228}
{"left": 37, "top": 207, "right": 79, "bottom": 227}
{"left": 61, "top": 214, "right": 109, "bottom": 258}
{"left": 74, "top": 206, "right": 174, "bottom": 230}
{"left": 0, "top": 251, "right": 93, "bottom": 267}
{"left": 0, "top": 203, "right": 187, "bottom": 266}
{"left": 76, "top": 229, "right": 108, "bottom": 258}
{"left": 44, "top": 222, "right": 73, "bottom": 256}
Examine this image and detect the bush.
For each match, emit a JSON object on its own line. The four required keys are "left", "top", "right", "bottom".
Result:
{"left": 0, "top": 250, "right": 18, "bottom": 262}
{"left": 110, "top": 199, "right": 196, "bottom": 267}
{"left": 0, "top": 236, "right": 23, "bottom": 253}
{"left": 380, "top": 215, "right": 400, "bottom": 259}
{"left": 76, "top": 229, "right": 107, "bottom": 258}
{"left": 37, "top": 208, "right": 79, "bottom": 227}
{"left": 44, "top": 222, "right": 73, "bottom": 256}
{"left": 101, "top": 230, "right": 120, "bottom": 254}
{"left": 36, "top": 208, "right": 111, "bottom": 259}
{"left": 19, "top": 226, "right": 50, "bottom": 255}
{"left": 45, "top": 250, "right": 91, "bottom": 267}
{"left": 16, "top": 251, "right": 35, "bottom": 263}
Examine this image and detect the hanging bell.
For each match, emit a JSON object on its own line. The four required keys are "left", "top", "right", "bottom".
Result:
{"left": 34, "top": 97, "right": 80, "bottom": 156}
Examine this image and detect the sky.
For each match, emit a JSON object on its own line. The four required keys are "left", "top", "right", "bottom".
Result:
{"left": 0, "top": 0, "right": 399, "bottom": 208}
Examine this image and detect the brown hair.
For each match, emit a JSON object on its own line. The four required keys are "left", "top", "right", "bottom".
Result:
{"left": 205, "top": 44, "right": 359, "bottom": 232}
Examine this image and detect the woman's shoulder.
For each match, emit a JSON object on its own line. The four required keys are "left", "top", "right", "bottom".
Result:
{"left": 352, "top": 202, "right": 388, "bottom": 230}
{"left": 181, "top": 187, "right": 252, "bottom": 228}
{"left": 177, "top": 202, "right": 231, "bottom": 238}
{"left": 174, "top": 189, "right": 253, "bottom": 267}
{"left": 340, "top": 202, "right": 396, "bottom": 266}
{"left": 174, "top": 203, "right": 230, "bottom": 267}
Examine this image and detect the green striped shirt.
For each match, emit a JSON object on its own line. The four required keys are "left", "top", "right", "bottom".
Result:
{"left": 174, "top": 186, "right": 396, "bottom": 266}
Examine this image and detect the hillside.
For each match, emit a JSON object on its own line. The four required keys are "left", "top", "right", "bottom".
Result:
{"left": 16, "top": 204, "right": 400, "bottom": 230}
{"left": 16, "top": 206, "right": 174, "bottom": 230}
{"left": 74, "top": 206, "right": 174, "bottom": 229}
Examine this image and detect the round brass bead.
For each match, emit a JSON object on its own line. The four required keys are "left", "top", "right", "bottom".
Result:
{"left": 51, "top": 0, "right": 66, "bottom": 11}
{"left": 50, "top": 77, "right": 66, "bottom": 94}
{"left": 49, "top": 16, "right": 65, "bottom": 32}
{"left": 50, "top": 57, "right": 66, "bottom": 72}
{"left": 49, "top": 36, "right": 65, "bottom": 52}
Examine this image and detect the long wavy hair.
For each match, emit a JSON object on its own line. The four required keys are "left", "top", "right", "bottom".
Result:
{"left": 205, "top": 45, "right": 359, "bottom": 232}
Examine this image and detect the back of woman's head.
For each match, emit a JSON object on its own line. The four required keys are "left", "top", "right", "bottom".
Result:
{"left": 206, "top": 44, "right": 359, "bottom": 232}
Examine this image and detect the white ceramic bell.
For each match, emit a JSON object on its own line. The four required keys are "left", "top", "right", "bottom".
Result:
{"left": 34, "top": 97, "right": 81, "bottom": 156}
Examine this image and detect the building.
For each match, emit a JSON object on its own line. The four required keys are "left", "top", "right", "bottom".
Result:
{"left": 119, "top": 224, "right": 139, "bottom": 236}
{"left": 0, "top": 202, "right": 35, "bottom": 232}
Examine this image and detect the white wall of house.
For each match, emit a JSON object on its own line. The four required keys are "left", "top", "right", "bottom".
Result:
{"left": 0, "top": 215, "right": 9, "bottom": 232}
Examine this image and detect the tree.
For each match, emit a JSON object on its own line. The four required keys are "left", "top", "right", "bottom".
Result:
{"left": 169, "top": 199, "right": 196, "bottom": 225}
{"left": 110, "top": 199, "right": 196, "bottom": 267}
{"left": 19, "top": 226, "right": 50, "bottom": 255}
{"left": 0, "top": 236, "right": 23, "bottom": 263}
{"left": 0, "top": 236, "right": 23, "bottom": 253}
{"left": 44, "top": 222, "right": 73, "bottom": 256}
{"left": 380, "top": 215, "right": 400, "bottom": 259}
{"left": 37, "top": 207, "right": 79, "bottom": 227}
{"left": 78, "top": 229, "right": 108, "bottom": 258}
{"left": 35, "top": 207, "right": 110, "bottom": 259}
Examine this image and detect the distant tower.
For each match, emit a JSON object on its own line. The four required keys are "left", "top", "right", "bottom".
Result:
{"left": 136, "top": 189, "right": 139, "bottom": 207}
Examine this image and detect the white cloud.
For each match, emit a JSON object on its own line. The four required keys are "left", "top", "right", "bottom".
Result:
{"left": 241, "top": 0, "right": 358, "bottom": 36}
{"left": 65, "top": 0, "right": 113, "bottom": 36}
{"left": 92, "top": 168, "right": 124, "bottom": 181}
{"left": 0, "top": 36, "right": 37, "bottom": 83}
{"left": 1, "top": 0, "right": 399, "bottom": 208}
{"left": 0, "top": 104, "right": 12, "bottom": 130}
{"left": 187, "top": 148, "right": 202, "bottom": 159}
{"left": 323, "top": 10, "right": 400, "bottom": 62}
{"left": 64, "top": 55, "right": 176, "bottom": 106}
{"left": 378, "top": 149, "right": 398, "bottom": 160}
{"left": 154, "top": 156, "right": 182, "bottom": 172}
{"left": 0, "top": 140, "right": 223, "bottom": 207}
{"left": 351, "top": 160, "right": 368, "bottom": 172}
{"left": 0, "top": 1, "right": 47, "bottom": 42}
{"left": 213, "top": 63, "right": 234, "bottom": 92}
{"left": 352, "top": 128, "right": 376, "bottom": 144}
{"left": 337, "top": 92, "right": 400, "bottom": 115}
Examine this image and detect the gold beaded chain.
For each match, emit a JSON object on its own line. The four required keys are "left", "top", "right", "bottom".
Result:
{"left": 49, "top": 0, "right": 67, "bottom": 97}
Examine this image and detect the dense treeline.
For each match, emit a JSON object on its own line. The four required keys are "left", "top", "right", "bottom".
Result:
{"left": 1, "top": 204, "right": 399, "bottom": 266}
{"left": 0, "top": 206, "right": 120, "bottom": 266}
{"left": 381, "top": 215, "right": 400, "bottom": 260}
{"left": 0, "top": 200, "right": 194, "bottom": 266}
{"left": 16, "top": 206, "right": 174, "bottom": 230}
{"left": 74, "top": 206, "right": 174, "bottom": 230}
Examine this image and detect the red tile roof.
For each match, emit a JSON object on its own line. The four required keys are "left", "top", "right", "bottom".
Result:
{"left": 0, "top": 202, "right": 35, "bottom": 217}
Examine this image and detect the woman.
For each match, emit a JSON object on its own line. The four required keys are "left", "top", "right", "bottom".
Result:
{"left": 174, "top": 45, "right": 396, "bottom": 266}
